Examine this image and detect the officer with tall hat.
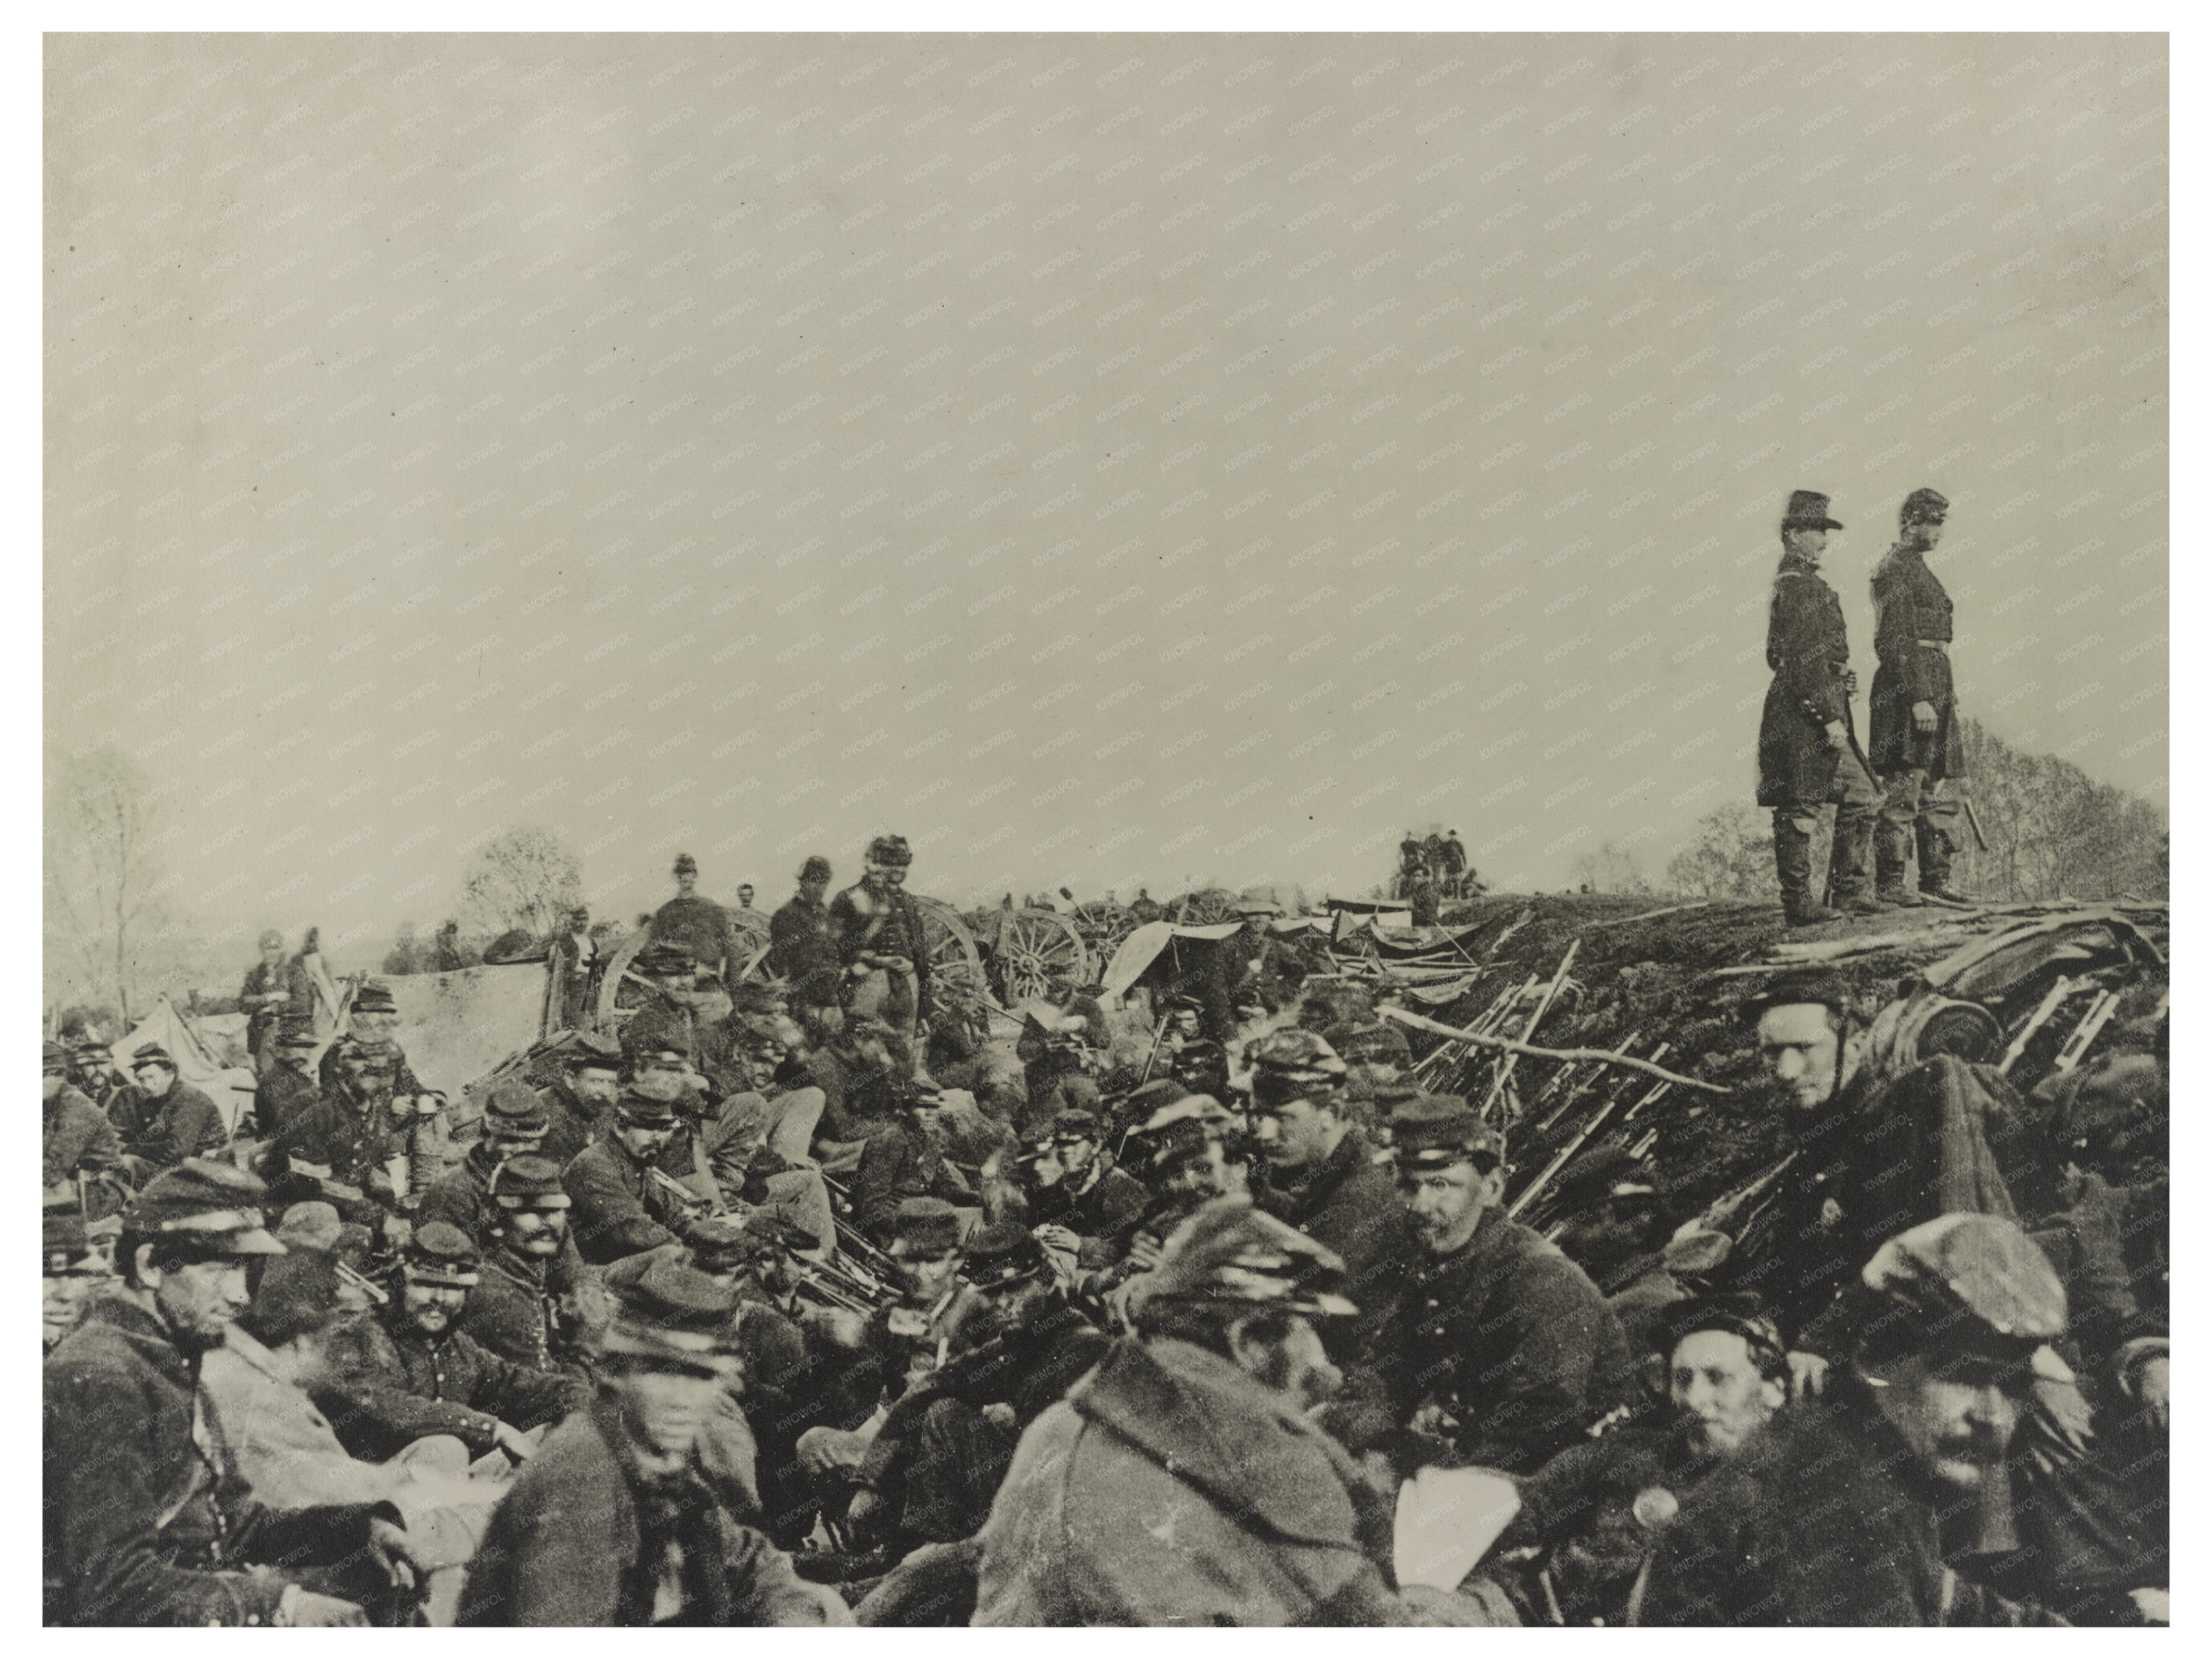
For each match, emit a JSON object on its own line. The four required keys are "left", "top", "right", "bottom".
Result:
{"left": 1871, "top": 486, "right": 1969, "bottom": 904}
{"left": 1756, "top": 488, "right": 1888, "bottom": 925}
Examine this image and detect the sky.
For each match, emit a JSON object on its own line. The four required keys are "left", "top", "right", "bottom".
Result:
{"left": 44, "top": 31, "right": 2167, "bottom": 969}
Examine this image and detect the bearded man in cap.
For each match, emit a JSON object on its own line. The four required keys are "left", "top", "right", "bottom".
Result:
{"left": 1757, "top": 488, "right": 1887, "bottom": 925}
{"left": 457, "top": 1156, "right": 590, "bottom": 1381}
{"left": 458, "top": 1258, "right": 849, "bottom": 1626}
{"left": 975, "top": 1195, "right": 1507, "bottom": 1626}
{"left": 536, "top": 1032, "right": 624, "bottom": 1166}
{"left": 43, "top": 1159, "right": 429, "bottom": 1627}
{"left": 111, "top": 1043, "right": 230, "bottom": 1173}
{"left": 43, "top": 1040, "right": 123, "bottom": 1204}
{"left": 1871, "top": 487, "right": 1970, "bottom": 904}
{"left": 1500, "top": 1295, "right": 1790, "bottom": 1626}
{"left": 829, "top": 833, "right": 933, "bottom": 1040}
{"left": 1640, "top": 1214, "right": 2115, "bottom": 1626}
{"left": 1247, "top": 1028, "right": 1414, "bottom": 1360}
{"left": 1351, "top": 1094, "right": 1631, "bottom": 1477}
{"left": 315, "top": 1221, "right": 584, "bottom": 1466}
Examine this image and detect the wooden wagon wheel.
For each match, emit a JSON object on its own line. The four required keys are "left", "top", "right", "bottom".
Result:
{"left": 909, "top": 895, "right": 991, "bottom": 1008}
{"left": 992, "top": 908, "right": 1094, "bottom": 1005}
{"left": 591, "top": 929, "right": 653, "bottom": 1032}
{"left": 1174, "top": 888, "right": 1237, "bottom": 927}
{"left": 735, "top": 941, "right": 781, "bottom": 985}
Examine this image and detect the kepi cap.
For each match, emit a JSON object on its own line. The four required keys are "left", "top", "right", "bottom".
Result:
{"left": 1856, "top": 1213, "right": 2066, "bottom": 1365}
{"left": 124, "top": 1159, "right": 285, "bottom": 1257}
{"left": 1389, "top": 1093, "right": 1504, "bottom": 1170}
{"left": 1134, "top": 1195, "right": 1358, "bottom": 1323}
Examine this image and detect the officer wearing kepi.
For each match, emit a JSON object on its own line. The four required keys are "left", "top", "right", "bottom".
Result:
{"left": 1757, "top": 489, "right": 1887, "bottom": 925}
{"left": 1871, "top": 487, "right": 1969, "bottom": 905}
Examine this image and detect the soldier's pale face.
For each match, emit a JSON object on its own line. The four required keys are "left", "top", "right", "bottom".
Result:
{"left": 132, "top": 1063, "right": 175, "bottom": 1098}
{"left": 1756, "top": 1003, "right": 1860, "bottom": 1112}
{"left": 890, "top": 1244, "right": 962, "bottom": 1302}
{"left": 1910, "top": 518, "right": 1944, "bottom": 551}
{"left": 1400, "top": 1161, "right": 1500, "bottom": 1255}
{"left": 615, "top": 1121, "right": 677, "bottom": 1158}
{"left": 575, "top": 1067, "right": 621, "bottom": 1107}
{"left": 505, "top": 1208, "right": 568, "bottom": 1258}
{"left": 262, "top": 944, "right": 285, "bottom": 967}
{"left": 404, "top": 1278, "right": 466, "bottom": 1334}
{"left": 1252, "top": 1096, "right": 1334, "bottom": 1172}
{"left": 1671, "top": 1331, "right": 1785, "bottom": 1455}
{"left": 44, "top": 1275, "right": 95, "bottom": 1346}
{"left": 1052, "top": 1136, "right": 1097, "bottom": 1177}
{"left": 1868, "top": 1350, "right": 2021, "bottom": 1489}
{"left": 1782, "top": 525, "right": 1828, "bottom": 564}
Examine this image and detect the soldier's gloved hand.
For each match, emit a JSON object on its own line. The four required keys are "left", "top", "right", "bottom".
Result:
{"left": 1823, "top": 720, "right": 1848, "bottom": 751}
{"left": 1912, "top": 699, "right": 1939, "bottom": 733}
{"left": 1785, "top": 1350, "right": 1830, "bottom": 1401}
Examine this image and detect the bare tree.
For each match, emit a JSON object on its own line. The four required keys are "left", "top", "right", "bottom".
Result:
{"left": 45, "top": 746, "right": 174, "bottom": 1022}
{"left": 457, "top": 827, "right": 585, "bottom": 947}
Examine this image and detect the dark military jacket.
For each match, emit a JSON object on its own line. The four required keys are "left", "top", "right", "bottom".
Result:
{"left": 563, "top": 1137, "right": 687, "bottom": 1265}
{"left": 1641, "top": 1378, "right": 2065, "bottom": 1626}
{"left": 1757, "top": 555, "right": 1859, "bottom": 805}
{"left": 1256, "top": 1127, "right": 1416, "bottom": 1359}
{"left": 827, "top": 881, "right": 933, "bottom": 1012}
{"left": 250, "top": 1064, "right": 321, "bottom": 1142}
{"left": 314, "top": 1307, "right": 584, "bottom": 1461}
{"left": 111, "top": 1080, "right": 230, "bottom": 1170}
{"left": 1869, "top": 543, "right": 1959, "bottom": 776}
{"left": 1032, "top": 1161, "right": 1151, "bottom": 1269}
{"left": 853, "top": 1118, "right": 973, "bottom": 1245}
{"left": 459, "top": 1244, "right": 588, "bottom": 1380}
{"left": 535, "top": 1076, "right": 610, "bottom": 1168}
{"left": 1370, "top": 1206, "right": 1633, "bottom": 1475}
{"left": 43, "top": 1085, "right": 122, "bottom": 1191}
{"left": 43, "top": 1295, "right": 397, "bottom": 1627}
{"left": 768, "top": 893, "right": 841, "bottom": 1001}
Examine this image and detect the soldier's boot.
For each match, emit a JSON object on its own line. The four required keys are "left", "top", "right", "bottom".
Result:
{"left": 1918, "top": 822, "right": 1970, "bottom": 902}
{"left": 1830, "top": 806, "right": 1891, "bottom": 916}
{"left": 1774, "top": 810, "right": 1839, "bottom": 927}
{"left": 1874, "top": 820, "right": 1926, "bottom": 907}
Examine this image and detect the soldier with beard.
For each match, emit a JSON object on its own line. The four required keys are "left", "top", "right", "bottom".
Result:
{"left": 536, "top": 1033, "right": 624, "bottom": 1167}
{"left": 457, "top": 1156, "right": 591, "bottom": 1382}
{"left": 1640, "top": 1215, "right": 2115, "bottom": 1626}
{"left": 313, "top": 1222, "right": 584, "bottom": 1465}
{"left": 43, "top": 1040, "right": 122, "bottom": 1205}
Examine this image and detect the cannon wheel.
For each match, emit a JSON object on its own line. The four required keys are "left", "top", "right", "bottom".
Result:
{"left": 591, "top": 929, "right": 652, "bottom": 1033}
{"left": 991, "top": 908, "right": 1093, "bottom": 1004}
{"left": 1173, "top": 888, "right": 1237, "bottom": 927}
{"left": 910, "top": 895, "right": 990, "bottom": 1008}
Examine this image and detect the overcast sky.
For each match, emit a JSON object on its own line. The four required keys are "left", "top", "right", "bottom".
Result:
{"left": 45, "top": 32, "right": 2167, "bottom": 961}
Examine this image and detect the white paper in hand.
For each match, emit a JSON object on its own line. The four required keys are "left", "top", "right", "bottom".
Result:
{"left": 1392, "top": 1465, "right": 1522, "bottom": 1592}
